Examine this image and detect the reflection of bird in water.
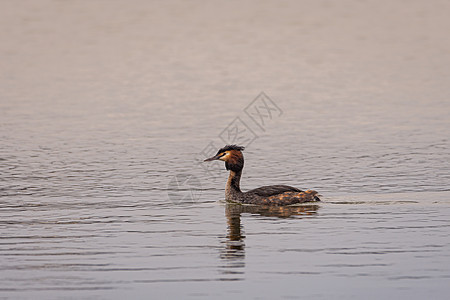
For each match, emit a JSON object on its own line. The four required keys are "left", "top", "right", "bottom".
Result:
{"left": 226, "top": 202, "right": 320, "bottom": 219}
{"left": 219, "top": 204, "right": 246, "bottom": 278}
{"left": 220, "top": 203, "right": 319, "bottom": 265}
{"left": 204, "top": 145, "right": 321, "bottom": 206}
{"left": 220, "top": 203, "right": 245, "bottom": 262}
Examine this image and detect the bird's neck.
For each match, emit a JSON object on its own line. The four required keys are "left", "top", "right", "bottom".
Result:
{"left": 226, "top": 170, "right": 243, "bottom": 201}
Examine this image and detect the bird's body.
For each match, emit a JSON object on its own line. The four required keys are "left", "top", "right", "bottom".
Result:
{"left": 204, "top": 145, "right": 320, "bottom": 206}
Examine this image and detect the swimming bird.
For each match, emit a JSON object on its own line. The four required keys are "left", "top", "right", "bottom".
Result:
{"left": 204, "top": 145, "right": 320, "bottom": 206}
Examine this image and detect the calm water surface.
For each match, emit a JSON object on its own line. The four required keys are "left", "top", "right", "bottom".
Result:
{"left": 1, "top": 0, "right": 450, "bottom": 299}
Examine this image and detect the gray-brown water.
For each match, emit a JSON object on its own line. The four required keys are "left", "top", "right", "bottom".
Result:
{"left": 1, "top": 0, "right": 450, "bottom": 299}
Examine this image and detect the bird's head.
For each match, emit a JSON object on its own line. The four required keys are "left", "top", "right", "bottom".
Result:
{"left": 204, "top": 145, "right": 245, "bottom": 172}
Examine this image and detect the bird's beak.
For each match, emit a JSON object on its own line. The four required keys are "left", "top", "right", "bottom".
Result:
{"left": 204, "top": 154, "right": 221, "bottom": 162}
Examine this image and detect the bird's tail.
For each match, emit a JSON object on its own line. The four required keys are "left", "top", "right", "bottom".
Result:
{"left": 305, "top": 190, "right": 321, "bottom": 201}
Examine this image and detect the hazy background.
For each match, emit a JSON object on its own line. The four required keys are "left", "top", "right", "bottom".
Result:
{"left": 1, "top": 0, "right": 449, "bottom": 299}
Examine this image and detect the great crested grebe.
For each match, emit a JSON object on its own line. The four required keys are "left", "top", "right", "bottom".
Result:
{"left": 204, "top": 145, "right": 320, "bottom": 206}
